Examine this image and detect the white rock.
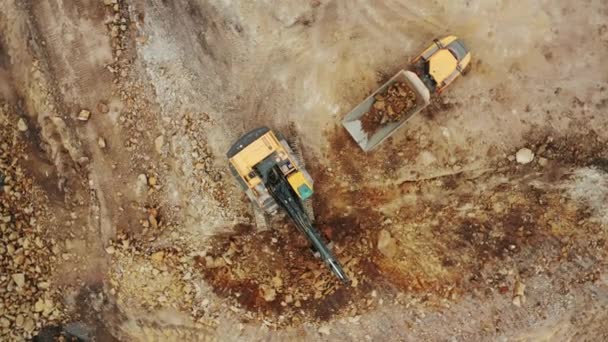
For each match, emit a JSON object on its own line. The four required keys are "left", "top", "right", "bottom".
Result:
{"left": 348, "top": 315, "right": 361, "bottom": 323}
{"left": 17, "top": 118, "right": 28, "bottom": 131}
{"left": 135, "top": 173, "right": 148, "bottom": 196}
{"left": 98, "top": 137, "right": 107, "bottom": 149}
{"left": 515, "top": 148, "right": 534, "bottom": 164}
{"left": 377, "top": 229, "right": 398, "bottom": 258}
{"left": 77, "top": 109, "right": 91, "bottom": 121}
{"left": 42, "top": 299, "right": 54, "bottom": 313}
{"left": 23, "top": 317, "right": 35, "bottom": 332}
{"left": 15, "top": 315, "right": 23, "bottom": 327}
{"left": 285, "top": 294, "right": 293, "bottom": 303}
{"left": 12, "top": 273, "right": 25, "bottom": 288}
{"left": 154, "top": 135, "right": 164, "bottom": 154}
{"left": 318, "top": 325, "right": 331, "bottom": 335}
{"left": 260, "top": 285, "right": 276, "bottom": 302}
{"left": 272, "top": 276, "right": 283, "bottom": 289}
{"left": 512, "top": 295, "right": 521, "bottom": 307}
{"left": 150, "top": 251, "right": 164, "bottom": 262}
{"left": 513, "top": 281, "right": 525, "bottom": 297}
{"left": 34, "top": 298, "right": 45, "bottom": 312}
{"left": 0, "top": 317, "right": 9, "bottom": 328}
{"left": 418, "top": 151, "right": 437, "bottom": 166}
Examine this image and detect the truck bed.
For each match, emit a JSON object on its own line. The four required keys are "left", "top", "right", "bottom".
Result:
{"left": 342, "top": 70, "right": 431, "bottom": 151}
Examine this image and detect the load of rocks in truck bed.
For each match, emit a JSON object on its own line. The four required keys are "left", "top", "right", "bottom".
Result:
{"left": 361, "top": 82, "right": 417, "bottom": 134}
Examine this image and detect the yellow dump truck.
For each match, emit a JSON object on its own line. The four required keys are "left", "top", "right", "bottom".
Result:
{"left": 227, "top": 127, "right": 349, "bottom": 283}
{"left": 342, "top": 35, "right": 471, "bottom": 151}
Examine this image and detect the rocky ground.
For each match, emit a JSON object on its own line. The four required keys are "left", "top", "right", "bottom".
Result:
{"left": 0, "top": 0, "right": 607, "bottom": 341}
{"left": 0, "top": 105, "right": 65, "bottom": 339}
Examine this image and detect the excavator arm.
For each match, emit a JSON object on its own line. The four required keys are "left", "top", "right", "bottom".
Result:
{"left": 265, "top": 165, "right": 350, "bottom": 284}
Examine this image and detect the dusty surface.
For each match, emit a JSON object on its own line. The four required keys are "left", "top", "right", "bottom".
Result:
{"left": 0, "top": 0, "right": 607, "bottom": 341}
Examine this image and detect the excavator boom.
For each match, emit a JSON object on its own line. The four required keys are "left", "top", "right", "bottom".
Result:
{"left": 266, "top": 166, "right": 349, "bottom": 284}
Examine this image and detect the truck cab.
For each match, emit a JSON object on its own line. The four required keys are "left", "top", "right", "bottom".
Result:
{"left": 411, "top": 35, "right": 471, "bottom": 93}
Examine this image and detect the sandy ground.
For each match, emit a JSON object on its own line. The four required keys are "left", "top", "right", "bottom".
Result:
{"left": 0, "top": 0, "right": 607, "bottom": 341}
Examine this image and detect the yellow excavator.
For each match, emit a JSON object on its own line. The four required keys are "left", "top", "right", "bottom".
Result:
{"left": 227, "top": 127, "right": 349, "bottom": 283}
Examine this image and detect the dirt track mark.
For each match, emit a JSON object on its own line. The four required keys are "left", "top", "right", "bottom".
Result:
{"left": 0, "top": 38, "right": 9, "bottom": 69}
{"left": 31, "top": 1, "right": 113, "bottom": 108}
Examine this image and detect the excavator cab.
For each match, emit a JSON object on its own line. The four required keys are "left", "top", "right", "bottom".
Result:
{"left": 276, "top": 157, "right": 313, "bottom": 200}
{"left": 288, "top": 171, "right": 313, "bottom": 200}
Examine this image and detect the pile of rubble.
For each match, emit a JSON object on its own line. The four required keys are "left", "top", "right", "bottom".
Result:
{"left": 0, "top": 106, "right": 65, "bottom": 340}
{"left": 107, "top": 236, "right": 197, "bottom": 314}
{"left": 361, "top": 82, "right": 417, "bottom": 134}
{"left": 104, "top": 228, "right": 230, "bottom": 330}
{"left": 103, "top": 0, "right": 131, "bottom": 81}
{"left": 197, "top": 222, "right": 376, "bottom": 327}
